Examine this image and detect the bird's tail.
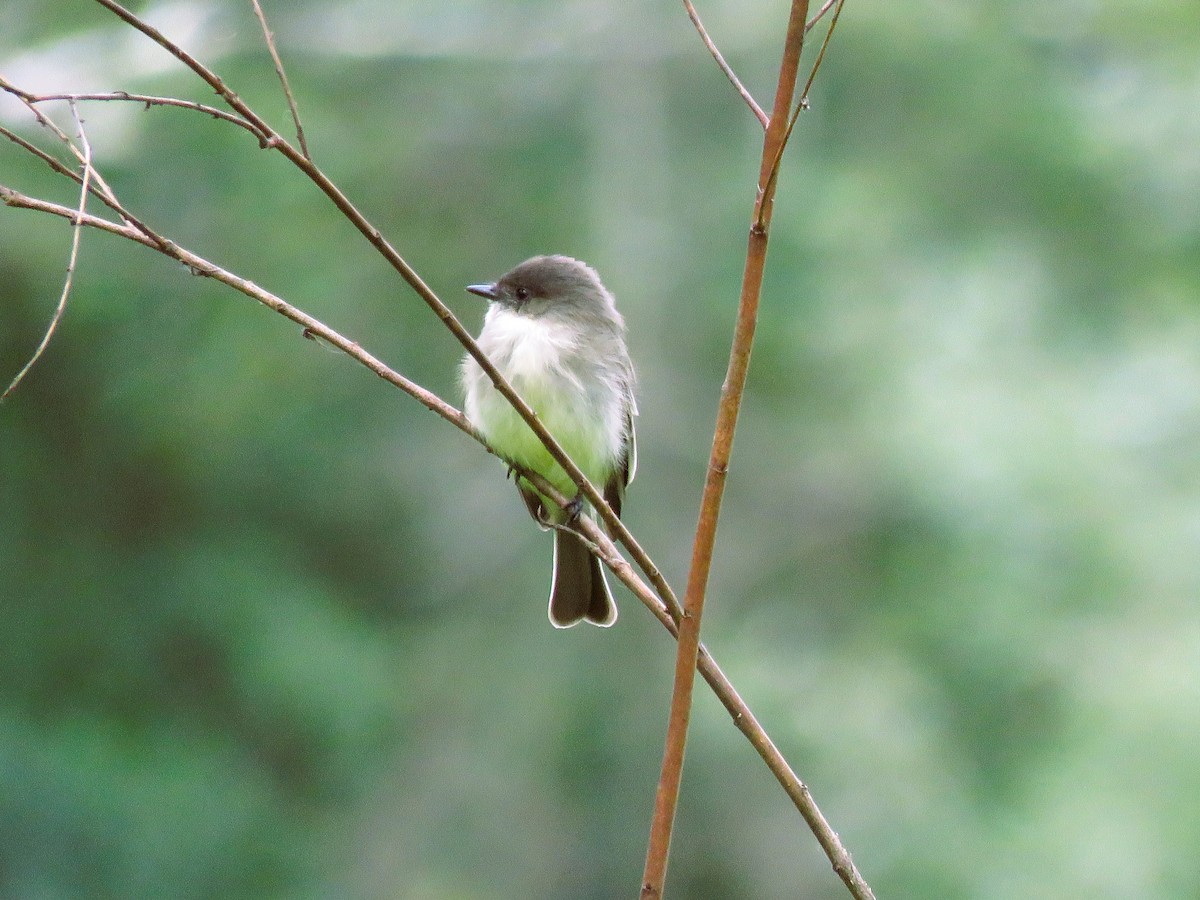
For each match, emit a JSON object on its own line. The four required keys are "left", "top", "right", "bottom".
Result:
{"left": 549, "top": 527, "right": 617, "bottom": 628}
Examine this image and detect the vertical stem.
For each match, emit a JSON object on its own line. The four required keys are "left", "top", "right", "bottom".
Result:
{"left": 640, "top": 2, "right": 810, "bottom": 898}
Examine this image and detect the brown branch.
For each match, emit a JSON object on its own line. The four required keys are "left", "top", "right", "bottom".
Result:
{"left": 90, "top": 0, "right": 274, "bottom": 142}
{"left": 644, "top": 0, "right": 875, "bottom": 897}
{"left": 0, "top": 123, "right": 78, "bottom": 181}
{"left": 250, "top": 0, "right": 311, "bottom": 160}
{"left": 642, "top": 2, "right": 813, "bottom": 893}
{"left": 3, "top": 103, "right": 91, "bottom": 400}
{"left": 0, "top": 79, "right": 167, "bottom": 246}
{"left": 682, "top": 0, "right": 768, "bottom": 129}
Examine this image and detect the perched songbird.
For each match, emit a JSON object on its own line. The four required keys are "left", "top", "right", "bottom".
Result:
{"left": 462, "top": 255, "right": 637, "bottom": 627}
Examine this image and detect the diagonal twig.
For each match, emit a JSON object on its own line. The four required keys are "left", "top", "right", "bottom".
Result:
{"left": 3, "top": 102, "right": 92, "bottom": 400}
{"left": 0, "top": 78, "right": 155, "bottom": 238}
{"left": 799, "top": 0, "right": 847, "bottom": 103}
{"left": 756, "top": 0, "right": 847, "bottom": 233}
{"left": 249, "top": 0, "right": 311, "bottom": 159}
{"left": 682, "top": 0, "right": 768, "bottom": 128}
{"left": 806, "top": 0, "right": 840, "bottom": 33}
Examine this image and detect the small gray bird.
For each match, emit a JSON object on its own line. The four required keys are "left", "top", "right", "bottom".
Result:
{"left": 462, "top": 255, "right": 637, "bottom": 627}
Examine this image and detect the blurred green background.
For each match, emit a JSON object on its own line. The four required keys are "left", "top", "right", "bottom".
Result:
{"left": 3, "top": 2, "right": 1199, "bottom": 898}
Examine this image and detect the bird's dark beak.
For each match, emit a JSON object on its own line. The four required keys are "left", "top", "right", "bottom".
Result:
{"left": 466, "top": 282, "right": 498, "bottom": 300}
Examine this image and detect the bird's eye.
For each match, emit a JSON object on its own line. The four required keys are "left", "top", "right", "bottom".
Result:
{"left": 514, "top": 287, "right": 530, "bottom": 303}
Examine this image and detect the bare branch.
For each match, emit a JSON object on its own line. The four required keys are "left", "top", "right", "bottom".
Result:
{"left": 3, "top": 103, "right": 91, "bottom": 400}
{"left": 0, "top": 182, "right": 469, "bottom": 430}
{"left": 19, "top": 90, "right": 260, "bottom": 135}
{"left": 645, "top": 0, "right": 876, "bottom": 897}
{"left": 800, "top": 0, "right": 847, "bottom": 103}
{"left": 756, "top": 0, "right": 847, "bottom": 232}
{"left": 91, "top": 0, "right": 274, "bottom": 143}
{"left": 250, "top": 0, "right": 311, "bottom": 159}
{"left": 1, "top": 78, "right": 133, "bottom": 221}
{"left": 682, "top": 0, "right": 768, "bottom": 129}
{"left": 0, "top": 123, "right": 77, "bottom": 180}
{"left": 806, "top": 0, "right": 840, "bottom": 33}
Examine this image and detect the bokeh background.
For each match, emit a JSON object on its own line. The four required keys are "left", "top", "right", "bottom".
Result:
{"left": 3, "top": 2, "right": 1199, "bottom": 898}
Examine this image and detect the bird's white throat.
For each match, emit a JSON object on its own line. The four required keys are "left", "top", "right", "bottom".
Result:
{"left": 478, "top": 306, "right": 583, "bottom": 386}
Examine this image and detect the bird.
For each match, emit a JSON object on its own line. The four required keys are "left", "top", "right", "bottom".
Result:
{"left": 462, "top": 255, "right": 637, "bottom": 627}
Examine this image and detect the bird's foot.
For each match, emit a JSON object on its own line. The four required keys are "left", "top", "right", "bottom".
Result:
{"left": 564, "top": 494, "right": 584, "bottom": 524}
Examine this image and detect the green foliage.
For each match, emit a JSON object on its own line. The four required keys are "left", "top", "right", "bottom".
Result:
{"left": 3, "top": 2, "right": 1199, "bottom": 898}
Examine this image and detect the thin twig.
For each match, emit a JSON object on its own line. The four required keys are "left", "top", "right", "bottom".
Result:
{"left": 90, "top": 0, "right": 274, "bottom": 143}
{"left": 19, "top": 90, "right": 260, "bottom": 135}
{"left": 0, "top": 77, "right": 255, "bottom": 133}
{"left": 0, "top": 79, "right": 143, "bottom": 230}
{"left": 3, "top": 103, "right": 91, "bottom": 400}
{"left": 0, "top": 123, "right": 76, "bottom": 179}
{"left": 756, "top": 0, "right": 847, "bottom": 233}
{"left": 0, "top": 183, "right": 467, "bottom": 429}
{"left": 800, "top": 0, "right": 847, "bottom": 103}
{"left": 682, "top": 0, "right": 768, "bottom": 129}
{"left": 805, "top": 0, "right": 840, "bottom": 33}
{"left": 249, "top": 0, "right": 311, "bottom": 159}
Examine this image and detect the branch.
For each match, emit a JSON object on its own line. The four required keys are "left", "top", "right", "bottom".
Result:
{"left": 0, "top": 79, "right": 173, "bottom": 249}
{"left": 800, "top": 0, "right": 847, "bottom": 104}
{"left": 643, "top": 0, "right": 875, "bottom": 897}
{"left": 682, "top": 0, "right": 768, "bottom": 128}
{"left": 90, "top": 0, "right": 273, "bottom": 143}
{"left": 3, "top": 103, "right": 91, "bottom": 400}
{"left": 757, "top": 0, "right": 848, "bottom": 230}
{"left": 250, "top": 0, "right": 311, "bottom": 159}
{"left": 0, "top": 85, "right": 259, "bottom": 135}
{"left": 806, "top": 0, "right": 840, "bottom": 33}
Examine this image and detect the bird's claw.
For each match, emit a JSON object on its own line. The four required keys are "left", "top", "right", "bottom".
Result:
{"left": 564, "top": 494, "right": 584, "bottom": 523}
